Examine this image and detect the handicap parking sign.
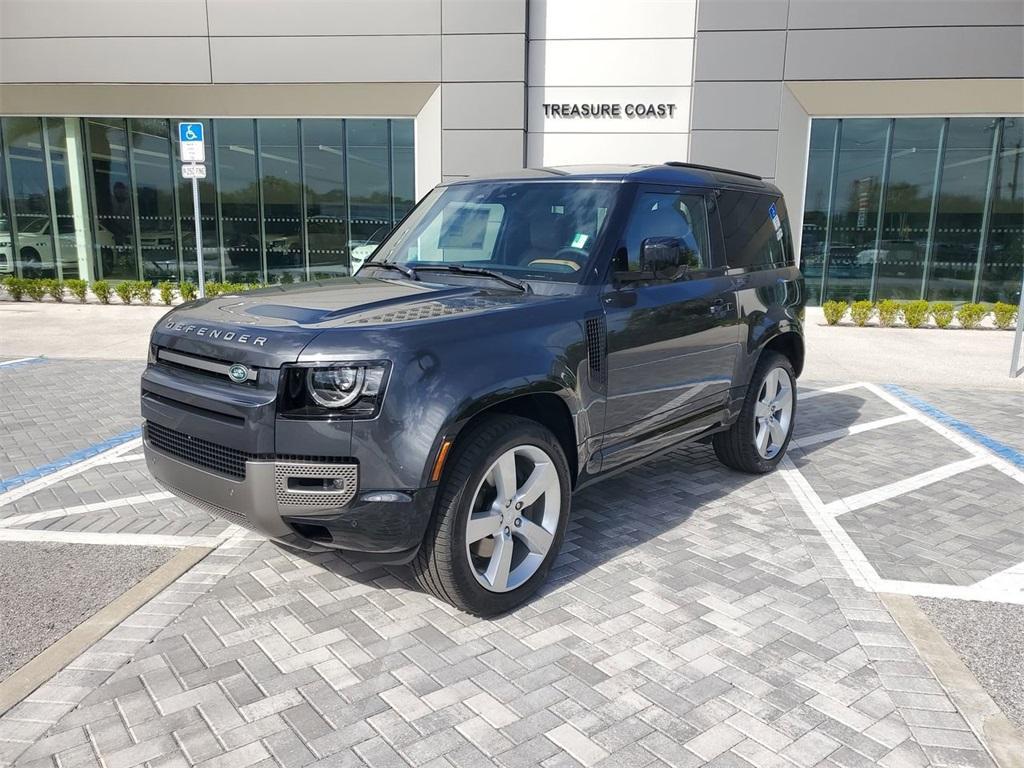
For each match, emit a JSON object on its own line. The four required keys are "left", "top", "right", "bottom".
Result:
{"left": 178, "top": 122, "right": 205, "bottom": 163}
{"left": 179, "top": 122, "right": 203, "bottom": 143}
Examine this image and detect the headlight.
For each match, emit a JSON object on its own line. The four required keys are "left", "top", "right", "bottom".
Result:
{"left": 280, "top": 361, "right": 390, "bottom": 419}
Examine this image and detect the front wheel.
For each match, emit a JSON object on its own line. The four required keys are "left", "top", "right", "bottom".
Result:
{"left": 713, "top": 351, "right": 796, "bottom": 474}
{"left": 411, "top": 415, "right": 571, "bottom": 616}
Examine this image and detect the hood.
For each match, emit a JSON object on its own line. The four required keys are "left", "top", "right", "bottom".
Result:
{"left": 151, "top": 275, "right": 543, "bottom": 367}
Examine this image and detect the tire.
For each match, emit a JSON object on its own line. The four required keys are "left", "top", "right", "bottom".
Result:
{"left": 411, "top": 414, "right": 571, "bottom": 616}
{"left": 713, "top": 351, "right": 797, "bottom": 474}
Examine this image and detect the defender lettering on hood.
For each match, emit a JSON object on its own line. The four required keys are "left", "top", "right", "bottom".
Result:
{"left": 163, "top": 321, "right": 268, "bottom": 347}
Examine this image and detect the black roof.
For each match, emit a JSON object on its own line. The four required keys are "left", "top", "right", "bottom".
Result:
{"left": 445, "top": 162, "right": 774, "bottom": 191}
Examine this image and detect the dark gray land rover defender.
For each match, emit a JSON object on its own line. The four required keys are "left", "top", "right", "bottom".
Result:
{"left": 142, "top": 163, "right": 804, "bottom": 615}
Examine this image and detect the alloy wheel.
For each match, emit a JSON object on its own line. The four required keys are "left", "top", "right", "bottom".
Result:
{"left": 464, "top": 444, "right": 561, "bottom": 592}
{"left": 753, "top": 366, "right": 794, "bottom": 459}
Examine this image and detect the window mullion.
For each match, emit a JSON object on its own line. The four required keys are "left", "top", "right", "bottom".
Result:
{"left": 972, "top": 118, "right": 1003, "bottom": 303}
{"left": 921, "top": 119, "right": 949, "bottom": 301}
{"left": 869, "top": 119, "right": 894, "bottom": 302}
{"left": 819, "top": 119, "right": 842, "bottom": 302}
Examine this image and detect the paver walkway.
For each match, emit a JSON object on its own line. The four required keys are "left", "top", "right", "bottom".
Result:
{"left": 1, "top": 359, "right": 1020, "bottom": 767}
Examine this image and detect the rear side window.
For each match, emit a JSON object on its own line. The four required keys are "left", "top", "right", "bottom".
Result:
{"left": 718, "top": 191, "right": 794, "bottom": 270}
{"left": 618, "top": 191, "right": 711, "bottom": 274}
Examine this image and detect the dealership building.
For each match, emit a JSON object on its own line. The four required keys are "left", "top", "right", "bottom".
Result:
{"left": 0, "top": 0, "right": 1021, "bottom": 304}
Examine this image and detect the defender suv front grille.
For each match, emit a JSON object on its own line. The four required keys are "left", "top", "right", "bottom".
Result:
{"left": 146, "top": 422, "right": 252, "bottom": 480}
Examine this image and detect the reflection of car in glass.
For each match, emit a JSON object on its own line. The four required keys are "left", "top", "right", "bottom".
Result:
{"left": 855, "top": 240, "right": 919, "bottom": 271}
{"left": 142, "top": 163, "right": 805, "bottom": 616}
{"left": 0, "top": 218, "right": 114, "bottom": 276}
{"left": 0, "top": 215, "right": 11, "bottom": 274}
{"left": 823, "top": 244, "right": 862, "bottom": 278}
{"left": 349, "top": 224, "right": 391, "bottom": 272}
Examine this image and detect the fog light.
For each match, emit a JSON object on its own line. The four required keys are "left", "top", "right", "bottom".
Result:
{"left": 360, "top": 491, "right": 412, "bottom": 503}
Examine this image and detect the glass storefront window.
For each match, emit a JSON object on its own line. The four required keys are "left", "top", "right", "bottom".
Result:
{"left": 130, "top": 119, "right": 179, "bottom": 283}
{"left": 876, "top": 118, "right": 944, "bottom": 300}
{"left": 799, "top": 119, "right": 837, "bottom": 305}
{"left": 215, "top": 119, "right": 262, "bottom": 283}
{"left": 347, "top": 120, "right": 391, "bottom": 262}
{"left": 0, "top": 128, "right": 11, "bottom": 278}
{"left": 801, "top": 116, "right": 1023, "bottom": 306}
{"left": 824, "top": 119, "right": 889, "bottom": 301}
{"left": 0, "top": 116, "right": 414, "bottom": 285}
{"left": 979, "top": 118, "right": 1023, "bottom": 303}
{"left": 302, "top": 119, "right": 349, "bottom": 279}
{"left": 928, "top": 118, "right": 996, "bottom": 302}
{"left": 392, "top": 120, "right": 416, "bottom": 222}
{"left": 259, "top": 119, "right": 304, "bottom": 284}
{"left": 86, "top": 118, "right": 137, "bottom": 281}
{"left": 2, "top": 117, "right": 56, "bottom": 279}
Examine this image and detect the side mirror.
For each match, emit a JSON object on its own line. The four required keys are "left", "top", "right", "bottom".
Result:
{"left": 641, "top": 236, "right": 690, "bottom": 280}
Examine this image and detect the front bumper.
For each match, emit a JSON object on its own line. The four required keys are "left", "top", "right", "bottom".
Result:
{"left": 144, "top": 426, "right": 434, "bottom": 563}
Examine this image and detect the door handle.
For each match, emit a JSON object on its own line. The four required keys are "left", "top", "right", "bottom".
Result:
{"left": 708, "top": 298, "right": 734, "bottom": 316}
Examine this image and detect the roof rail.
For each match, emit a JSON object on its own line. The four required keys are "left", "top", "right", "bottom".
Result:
{"left": 663, "top": 161, "right": 763, "bottom": 181}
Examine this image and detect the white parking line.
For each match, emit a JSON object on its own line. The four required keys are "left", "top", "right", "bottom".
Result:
{"left": 778, "top": 458, "right": 879, "bottom": 591}
{"left": 791, "top": 414, "right": 914, "bottom": 449}
{"left": 973, "top": 562, "right": 1024, "bottom": 594}
{"left": 822, "top": 456, "right": 989, "bottom": 517}
{"left": 0, "top": 492, "right": 175, "bottom": 529}
{"left": 0, "top": 438, "right": 143, "bottom": 510}
{"left": 863, "top": 382, "right": 1024, "bottom": 483}
{"left": 0, "top": 357, "right": 39, "bottom": 367}
{"left": 0, "top": 528, "right": 224, "bottom": 548}
{"left": 97, "top": 453, "right": 145, "bottom": 466}
{"left": 798, "top": 382, "right": 867, "bottom": 401}
{"left": 782, "top": 383, "right": 1024, "bottom": 605}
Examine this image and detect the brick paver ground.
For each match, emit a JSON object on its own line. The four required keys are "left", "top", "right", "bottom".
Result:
{"left": 0, "top": 359, "right": 143, "bottom": 479}
{"left": 1, "top": 360, "right": 1020, "bottom": 767}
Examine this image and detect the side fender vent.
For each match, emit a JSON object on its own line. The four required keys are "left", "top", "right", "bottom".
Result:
{"left": 585, "top": 316, "right": 607, "bottom": 386}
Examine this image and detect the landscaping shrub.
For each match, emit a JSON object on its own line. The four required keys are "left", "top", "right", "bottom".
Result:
{"left": 902, "top": 300, "right": 929, "bottom": 329}
{"left": 45, "top": 279, "right": 66, "bottom": 302}
{"left": 5, "top": 277, "right": 26, "bottom": 301}
{"left": 179, "top": 281, "right": 197, "bottom": 302}
{"left": 822, "top": 300, "right": 847, "bottom": 326}
{"left": 955, "top": 302, "right": 986, "bottom": 330}
{"left": 849, "top": 300, "right": 875, "bottom": 327}
{"left": 66, "top": 278, "right": 89, "bottom": 303}
{"left": 91, "top": 280, "right": 111, "bottom": 304}
{"left": 132, "top": 280, "right": 153, "bottom": 304}
{"left": 158, "top": 281, "right": 175, "bottom": 305}
{"left": 993, "top": 301, "right": 1018, "bottom": 330}
{"left": 114, "top": 281, "right": 135, "bottom": 304}
{"left": 204, "top": 281, "right": 224, "bottom": 297}
{"left": 930, "top": 301, "right": 954, "bottom": 328}
{"left": 877, "top": 299, "right": 901, "bottom": 327}
{"left": 279, "top": 272, "right": 294, "bottom": 285}
{"left": 24, "top": 279, "right": 47, "bottom": 301}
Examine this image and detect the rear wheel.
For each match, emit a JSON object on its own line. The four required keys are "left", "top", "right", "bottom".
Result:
{"left": 412, "top": 415, "right": 571, "bottom": 616}
{"left": 713, "top": 351, "right": 796, "bottom": 474}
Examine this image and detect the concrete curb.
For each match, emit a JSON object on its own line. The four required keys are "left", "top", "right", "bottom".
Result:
{"left": 0, "top": 545, "right": 211, "bottom": 717}
{"left": 882, "top": 593, "right": 1024, "bottom": 768}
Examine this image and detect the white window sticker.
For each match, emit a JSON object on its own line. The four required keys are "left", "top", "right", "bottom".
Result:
{"left": 570, "top": 233, "right": 589, "bottom": 249}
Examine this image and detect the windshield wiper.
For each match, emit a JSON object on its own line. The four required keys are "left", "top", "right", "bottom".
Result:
{"left": 366, "top": 262, "right": 419, "bottom": 281}
{"left": 413, "top": 265, "right": 530, "bottom": 293}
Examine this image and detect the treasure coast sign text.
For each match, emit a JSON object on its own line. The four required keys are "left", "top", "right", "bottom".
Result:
{"left": 542, "top": 103, "right": 678, "bottom": 119}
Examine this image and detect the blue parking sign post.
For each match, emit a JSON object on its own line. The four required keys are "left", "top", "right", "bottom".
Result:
{"left": 178, "top": 123, "right": 206, "bottom": 298}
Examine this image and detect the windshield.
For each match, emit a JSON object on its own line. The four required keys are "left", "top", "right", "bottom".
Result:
{"left": 366, "top": 181, "right": 618, "bottom": 282}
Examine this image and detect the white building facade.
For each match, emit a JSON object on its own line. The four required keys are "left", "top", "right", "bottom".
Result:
{"left": 1, "top": 0, "right": 1021, "bottom": 303}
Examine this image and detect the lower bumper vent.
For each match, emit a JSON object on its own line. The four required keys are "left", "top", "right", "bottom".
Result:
{"left": 146, "top": 422, "right": 252, "bottom": 480}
